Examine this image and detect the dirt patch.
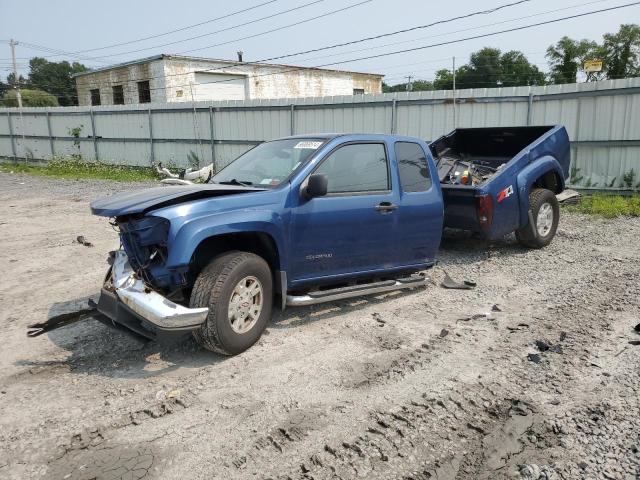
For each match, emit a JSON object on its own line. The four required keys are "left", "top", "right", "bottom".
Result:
{"left": 0, "top": 172, "right": 639, "bottom": 479}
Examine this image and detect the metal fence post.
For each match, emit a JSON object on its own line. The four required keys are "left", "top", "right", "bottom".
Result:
{"left": 46, "top": 111, "right": 55, "bottom": 158}
{"left": 526, "top": 93, "right": 534, "bottom": 126}
{"left": 7, "top": 112, "right": 17, "bottom": 161}
{"left": 89, "top": 109, "right": 99, "bottom": 160}
{"left": 209, "top": 106, "right": 216, "bottom": 172}
{"left": 390, "top": 99, "right": 397, "bottom": 134}
{"left": 148, "top": 108, "right": 155, "bottom": 165}
{"left": 290, "top": 104, "right": 295, "bottom": 135}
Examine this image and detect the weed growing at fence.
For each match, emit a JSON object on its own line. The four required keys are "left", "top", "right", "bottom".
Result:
{"left": 0, "top": 157, "right": 159, "bottom": 182}
{"left": 564, "top": 194, "right": 640, "bottom": 218}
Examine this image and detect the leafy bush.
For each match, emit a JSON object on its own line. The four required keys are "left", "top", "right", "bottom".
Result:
{"left": 1, "top": 157, "right": 158, "bottom": 182}
{"left": 564, "top": 194, "right": 640, "bottom": 218}
{"left": 2, "top": 88, "right": 59, "bottom": 107}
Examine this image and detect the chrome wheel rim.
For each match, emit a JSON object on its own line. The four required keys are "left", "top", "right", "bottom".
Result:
{"left": 228, "top": 276, "right": 263, "bottom": 334}
{"left": 536, "top": 202, "right": 554, "bottom": 237}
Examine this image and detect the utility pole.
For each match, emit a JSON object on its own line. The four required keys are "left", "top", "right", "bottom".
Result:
{"left": 452, "top": 56, "right": 456, "bottom": 129}
{"left": 9, "top": 39, "right": 22, "bottom": 108}
{"left": 405, "top": 75, "right": 413, "bottom": 92}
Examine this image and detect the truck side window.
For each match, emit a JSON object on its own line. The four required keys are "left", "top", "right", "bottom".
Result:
{"left": 395, "top": 142, "right": 431, "bottom": 193}
{"left": 315, "top": 143, "right": 389, "bottom": 193}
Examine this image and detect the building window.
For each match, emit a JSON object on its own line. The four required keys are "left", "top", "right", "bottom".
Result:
{"left": 353, "top": 88, "right": 365, "bottom": 95}
{"left": 112, "top": 85, "right": 124, "bottom": 105}
{"left": 90, "top": 89, "right": 101, "bottom": 106}
{"left": 137, "top": 80, "right": 151, "bottom": 103}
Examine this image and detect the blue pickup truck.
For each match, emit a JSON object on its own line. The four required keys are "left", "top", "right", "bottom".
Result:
{"left": 89, "top": 126, "right": 570, "bottom": 354}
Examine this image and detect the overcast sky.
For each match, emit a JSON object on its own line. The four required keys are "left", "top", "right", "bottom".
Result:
{"left": 1, "top": 0, "right": 637, "bottom": 85}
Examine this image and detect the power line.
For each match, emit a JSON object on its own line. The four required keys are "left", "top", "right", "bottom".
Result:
{"left": 9, "top": 2, "right": 639, "bottom": 101}
{"left": 4, "top": 0, "right": 320, "bottom": 62}
{"left": 137, "top": 1, "right": 640, "bottom": 95}
{"left": 291, "top": 0, "right": 613, "bottom": 65}
{"left": 73, "top": 0, "right": 540, "bottom": 89}
{"left": 311, "top": 2, "right": 640, "bottom": 71}
{"left": 84, "top": 0, "right": 329, "bottom": 59}
{"left": 61, "top": 0, "right": 280, "bottom": 55}
{"left": 250, "top": 0, "right": 535, "bottom": 65}
{"left": 178, "top": 0, "right": 375, "bottom": 55}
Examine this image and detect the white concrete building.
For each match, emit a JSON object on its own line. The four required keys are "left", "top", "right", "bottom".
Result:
{"left": 73, "top": 54, "right": 383, "bottom": 106}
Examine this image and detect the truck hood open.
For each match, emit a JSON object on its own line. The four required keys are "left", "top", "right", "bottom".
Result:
{"left": 90, "top": 184, "right": 266, "bottom": 217}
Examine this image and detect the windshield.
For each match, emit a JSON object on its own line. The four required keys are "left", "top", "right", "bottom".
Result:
{"left": 211, "top": 138, "right": 326, "bottom": 187}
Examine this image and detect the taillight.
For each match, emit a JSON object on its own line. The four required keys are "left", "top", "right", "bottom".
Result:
{"left": 475, "top": 194, "right": 494, "bottom": 233}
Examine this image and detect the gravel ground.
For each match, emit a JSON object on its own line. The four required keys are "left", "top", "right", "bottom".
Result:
{"left": 0, "top": 172, "right": 639, "bottom": 480}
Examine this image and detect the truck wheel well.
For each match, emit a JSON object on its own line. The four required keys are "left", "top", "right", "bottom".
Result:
{"left": 190, "top": 232, "right": 280, "bottom": 281}
{"left": 533, "top": 170, "right": 562, "bottom": 194}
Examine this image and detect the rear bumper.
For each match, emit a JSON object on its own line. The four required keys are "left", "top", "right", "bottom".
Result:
{"left": 96, "top": 250, "right": 208, "bottom": 338}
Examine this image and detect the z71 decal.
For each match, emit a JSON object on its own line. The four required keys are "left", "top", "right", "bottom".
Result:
{"left": 497, "top": 185, "right": 514, "bottom": 203}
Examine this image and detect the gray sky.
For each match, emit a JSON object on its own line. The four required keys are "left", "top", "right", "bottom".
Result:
{"left": 1, "top": 0, "right": 637, "bottom": 86}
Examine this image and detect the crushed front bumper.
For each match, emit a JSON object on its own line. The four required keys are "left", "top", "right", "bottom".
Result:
{"left": 96, "top": 250, "right": 208, "bottom": 339}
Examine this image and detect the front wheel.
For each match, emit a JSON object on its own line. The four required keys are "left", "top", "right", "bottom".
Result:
{"left": 516, "top": 188, "right": 560, "bottom": 249}
{"left": 191, "top": 251, "right": 273, "bottom": 355}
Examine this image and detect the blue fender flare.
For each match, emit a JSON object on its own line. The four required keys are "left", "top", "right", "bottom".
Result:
{"left": 516, "top": 156, "right": 565, "bottom": 229}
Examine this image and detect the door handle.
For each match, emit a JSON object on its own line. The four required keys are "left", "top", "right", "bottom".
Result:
{"left": 375, "top": 201, "right": 398, "bottom": 212}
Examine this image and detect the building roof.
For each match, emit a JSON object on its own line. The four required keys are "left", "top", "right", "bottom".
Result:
{"left": 72, "top": 54, "right": 384, "bottom": 78}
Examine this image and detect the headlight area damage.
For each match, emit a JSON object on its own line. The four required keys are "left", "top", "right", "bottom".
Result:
{"left": 28, "top": 216, "right": 209, "bottom": 341}
{"left": 98, "top": 215, "right": 208, "bottom": 339}
{"left": 96, "top": 250, "right": 209, "bottom": 340}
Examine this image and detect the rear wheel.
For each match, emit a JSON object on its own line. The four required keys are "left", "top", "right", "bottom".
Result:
{"left": 516, "top": 188, "right": 559, "bottom": 249}
{"left": 191, "top": 251, "right": 272, "bottom": 355}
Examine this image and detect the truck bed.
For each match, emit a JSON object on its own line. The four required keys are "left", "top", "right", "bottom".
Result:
{"left": 429, "top": 126, "right": 570, "bottom": 239}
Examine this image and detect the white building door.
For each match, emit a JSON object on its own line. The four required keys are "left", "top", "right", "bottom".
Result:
{"left": 193, "top": 72, "right": 247, "bottom": 101}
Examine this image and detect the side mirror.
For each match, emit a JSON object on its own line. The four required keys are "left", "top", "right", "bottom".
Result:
{"left": 304, "top": 173, "right": 328, "bottom": 199}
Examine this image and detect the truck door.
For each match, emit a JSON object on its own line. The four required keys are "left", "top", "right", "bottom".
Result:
{"left": 289, "top": 142, "right": 400, "bottom": 283}
{"left": 393, "top": 141, "right": 443, "bottom": 265}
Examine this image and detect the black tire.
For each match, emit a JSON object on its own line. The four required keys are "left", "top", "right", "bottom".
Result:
{"left": 191, "top": 251, "right": 272, "bottom": 355}
{"left": 516, "top": 188, "right": 560, "bottom": 249}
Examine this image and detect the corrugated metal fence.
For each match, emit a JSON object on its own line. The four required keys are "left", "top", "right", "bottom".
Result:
{"left": 1, "top": 77, "right": 639, "bottom": 189}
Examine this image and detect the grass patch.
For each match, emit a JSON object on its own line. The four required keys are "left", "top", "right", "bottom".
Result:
{"left": 0, "top": 158, "right": 159, "bottom": 182}
{"left": 564, "top": 194, "right": 640, "bottom": 218}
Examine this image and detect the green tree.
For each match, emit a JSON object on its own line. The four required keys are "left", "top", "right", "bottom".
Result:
{"left": 27, "top": 57, "right": 87, "bottom": 106}
{"left": 431, "top": 48, "right": 544, "bottom": 90}
{"left": 601, "top": 24, "right": 640, "bottom": 79}
{"left": 0, "top": 78, "right": 8, "bottom": 99}
{"left": 546, "top": 36, "right": 598, "bottom": 84}
{"left": 383, "top": 79, "right": 433, "bottom": 92}
{"left": 433, "top": 68, "right": 456, "bottom": 90}
{"left": 2, "top": 88, "right": 59, "bottom": 107}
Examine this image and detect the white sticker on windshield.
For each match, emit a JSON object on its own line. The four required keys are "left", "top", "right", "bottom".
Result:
{"left": 294, "top": 141, "right": 323, "bottom": 149}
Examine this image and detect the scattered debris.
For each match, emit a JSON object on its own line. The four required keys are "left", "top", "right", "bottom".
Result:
{"left": 535, "top": 339, "right": 563, "bottom": 354}
{"left": 76, "top": 235, "right": 93, "bottom": 247}
{"left": 155, "top": 162, "right": 213, "bottom": 185}
{"left": 457, "top": 313, "right": 487, "bottom": 323}
{"left": 527, "top": 353, "right": 541, "bottom": 363}
{"left": 441, "top": 271, "right": 476, "bottom": 290}
{"left": 556, "top": 189, "right": 580, "bottom": 204}
{"left": 372, "top": 312, "right": 386, "bottom": 325}
{"left": 507, "top": 323, "right": 530, "bottom": 332}
{"left": 535, "top": 340, "right": 550, "bottom": 352}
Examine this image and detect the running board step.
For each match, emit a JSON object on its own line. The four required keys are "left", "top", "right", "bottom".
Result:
{"left": 286, "top": 274, "right": 428, "bottom": 306}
